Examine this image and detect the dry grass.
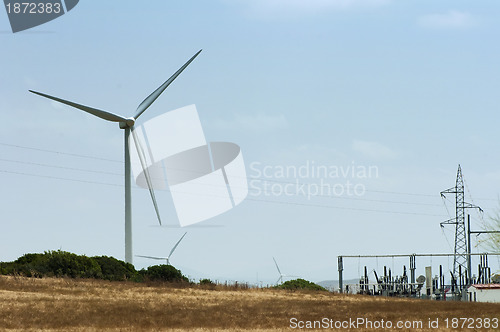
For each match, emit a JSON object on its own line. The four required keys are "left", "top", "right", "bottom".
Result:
{"left": 0, "top": 276, "right": 499, "bottom": 331}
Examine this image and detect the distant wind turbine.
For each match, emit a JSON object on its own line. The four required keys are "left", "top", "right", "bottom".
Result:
{"left": 136, "top": 232, "right": 187, "bottom": 265}
{"left": 273, "top": 257, "right": 299, "bottom": 285}
{"left": 30, "top": 50, "right": 202, "bottom": 264}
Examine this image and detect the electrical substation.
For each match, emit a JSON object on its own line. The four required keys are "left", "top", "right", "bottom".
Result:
{"left": 337, "top": 165, "right": 500, "bottom": 301}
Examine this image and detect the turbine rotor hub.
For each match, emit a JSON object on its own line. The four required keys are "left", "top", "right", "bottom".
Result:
{"left": 119, "top": 118, "right": 136, "bottom": 129}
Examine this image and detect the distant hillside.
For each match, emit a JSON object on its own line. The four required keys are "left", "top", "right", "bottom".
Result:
{"left": 317, "top": 279, "right": 360, "bottom": 291}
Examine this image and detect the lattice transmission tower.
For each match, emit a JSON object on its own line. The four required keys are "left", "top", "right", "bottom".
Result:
{"left": 440, "top": 165, "right": 481, "bottom": 281}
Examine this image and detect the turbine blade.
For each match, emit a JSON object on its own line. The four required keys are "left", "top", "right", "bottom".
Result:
{"left": 273, "top": 257, "right": 282, "bottom": 275}
{"left": 134, "top": 50, "right": 202, "bottom": 120}
{"left": 168, "top": 232, "right": 187, "bottom": 259}
{"left": 29, "top": 90, "right": 127, "bottom": 122}
{"left": 131, "top": 126, "right": 162, "bottom": 225}
{"left": 136, "top": 255, "right": 167, "bottom": 260}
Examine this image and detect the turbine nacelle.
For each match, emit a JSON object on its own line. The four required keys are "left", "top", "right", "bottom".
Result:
{"left": 119, "top": 118, "right": 136, "bottom": 129}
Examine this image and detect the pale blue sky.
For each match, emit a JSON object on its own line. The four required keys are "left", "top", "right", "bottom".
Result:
{"left": 1, "top": 1, "right": 499, "bottom": 284}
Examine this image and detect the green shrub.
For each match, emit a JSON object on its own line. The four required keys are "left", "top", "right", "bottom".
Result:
{"left": 199, "top": 278, "right": 215, "bottom": 285}
{"left": 141, "top": 264, "right": 187, "bottom": 282}
{"left": 14, "top": 253, "right": 44, "bottom": 265}
{"left": 93, "top": 256, "right": 136, "bottom": 281}
{"left": 44, "top": 251, "right": 102, "bottom": 278}
{"left": 276, "top": 278, "right": 327, "bottom": 291}
{"left": 2, "top": 251, "right": 103, "bottom": 279}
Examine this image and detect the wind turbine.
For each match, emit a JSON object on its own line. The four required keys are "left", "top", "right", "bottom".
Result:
{"left": 136, "top": 232, "right": 187, "bottom": 265}
{"left": 273, "top": 257, "right": 298, "bottom": 285}
{"left": 29, "top": 50, "right": 202, "bottom": 264}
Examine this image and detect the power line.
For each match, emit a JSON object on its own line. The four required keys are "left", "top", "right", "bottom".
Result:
{"left": 1, "top": 141, "right": 497, "bottom": 208}
{"left": 0, "top": 143, "right": 443, "bottom": 205}
{"left": 244, "top": 196, "right": 446, "bottom": 217}
{"left": 363, "top": 189, "right": 436, "bottom": 197}
{"left": 0, "top": 169, "right": 121, "bottom": 187}
{"left": 0, "top": 155, "right": 444, "bottom": 208}
{"left": 0, "top": 142, "right": 122, "bottom": 163}
{"left": 0, "top": 157, "right": 123, "bottom": 177}
{"left": 0, "top": 168, "right": 447, "bottom": 217}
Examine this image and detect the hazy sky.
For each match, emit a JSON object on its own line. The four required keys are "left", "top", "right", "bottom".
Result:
{"left": 1, "top": 0, "right": 499, "bottom": 284}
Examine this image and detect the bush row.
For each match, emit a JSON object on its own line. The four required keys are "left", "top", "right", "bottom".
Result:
{"left": 0, "top": 251, "right": 328, "bottom": 291}
{"left": 0, "top": 250, "right": 187, "bottom": 283}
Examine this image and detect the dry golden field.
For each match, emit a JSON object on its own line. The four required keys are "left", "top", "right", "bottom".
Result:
{"left": 0, "top": 275, "right": 499, "bottom": 331}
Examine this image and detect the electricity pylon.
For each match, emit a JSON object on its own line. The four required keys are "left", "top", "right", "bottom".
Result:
{"left": 440, "top": 164, "right": 482, "bottom": 283}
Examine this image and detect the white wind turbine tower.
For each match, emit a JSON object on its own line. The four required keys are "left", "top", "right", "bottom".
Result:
{"left": 29, "top": 50, "right": 202, "bottom": 264}
{"left": 136, "top": 232, "right": 187, "bottom": 265}
{"left": 273, "top": 257, "right": 298, "bottom": 285}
